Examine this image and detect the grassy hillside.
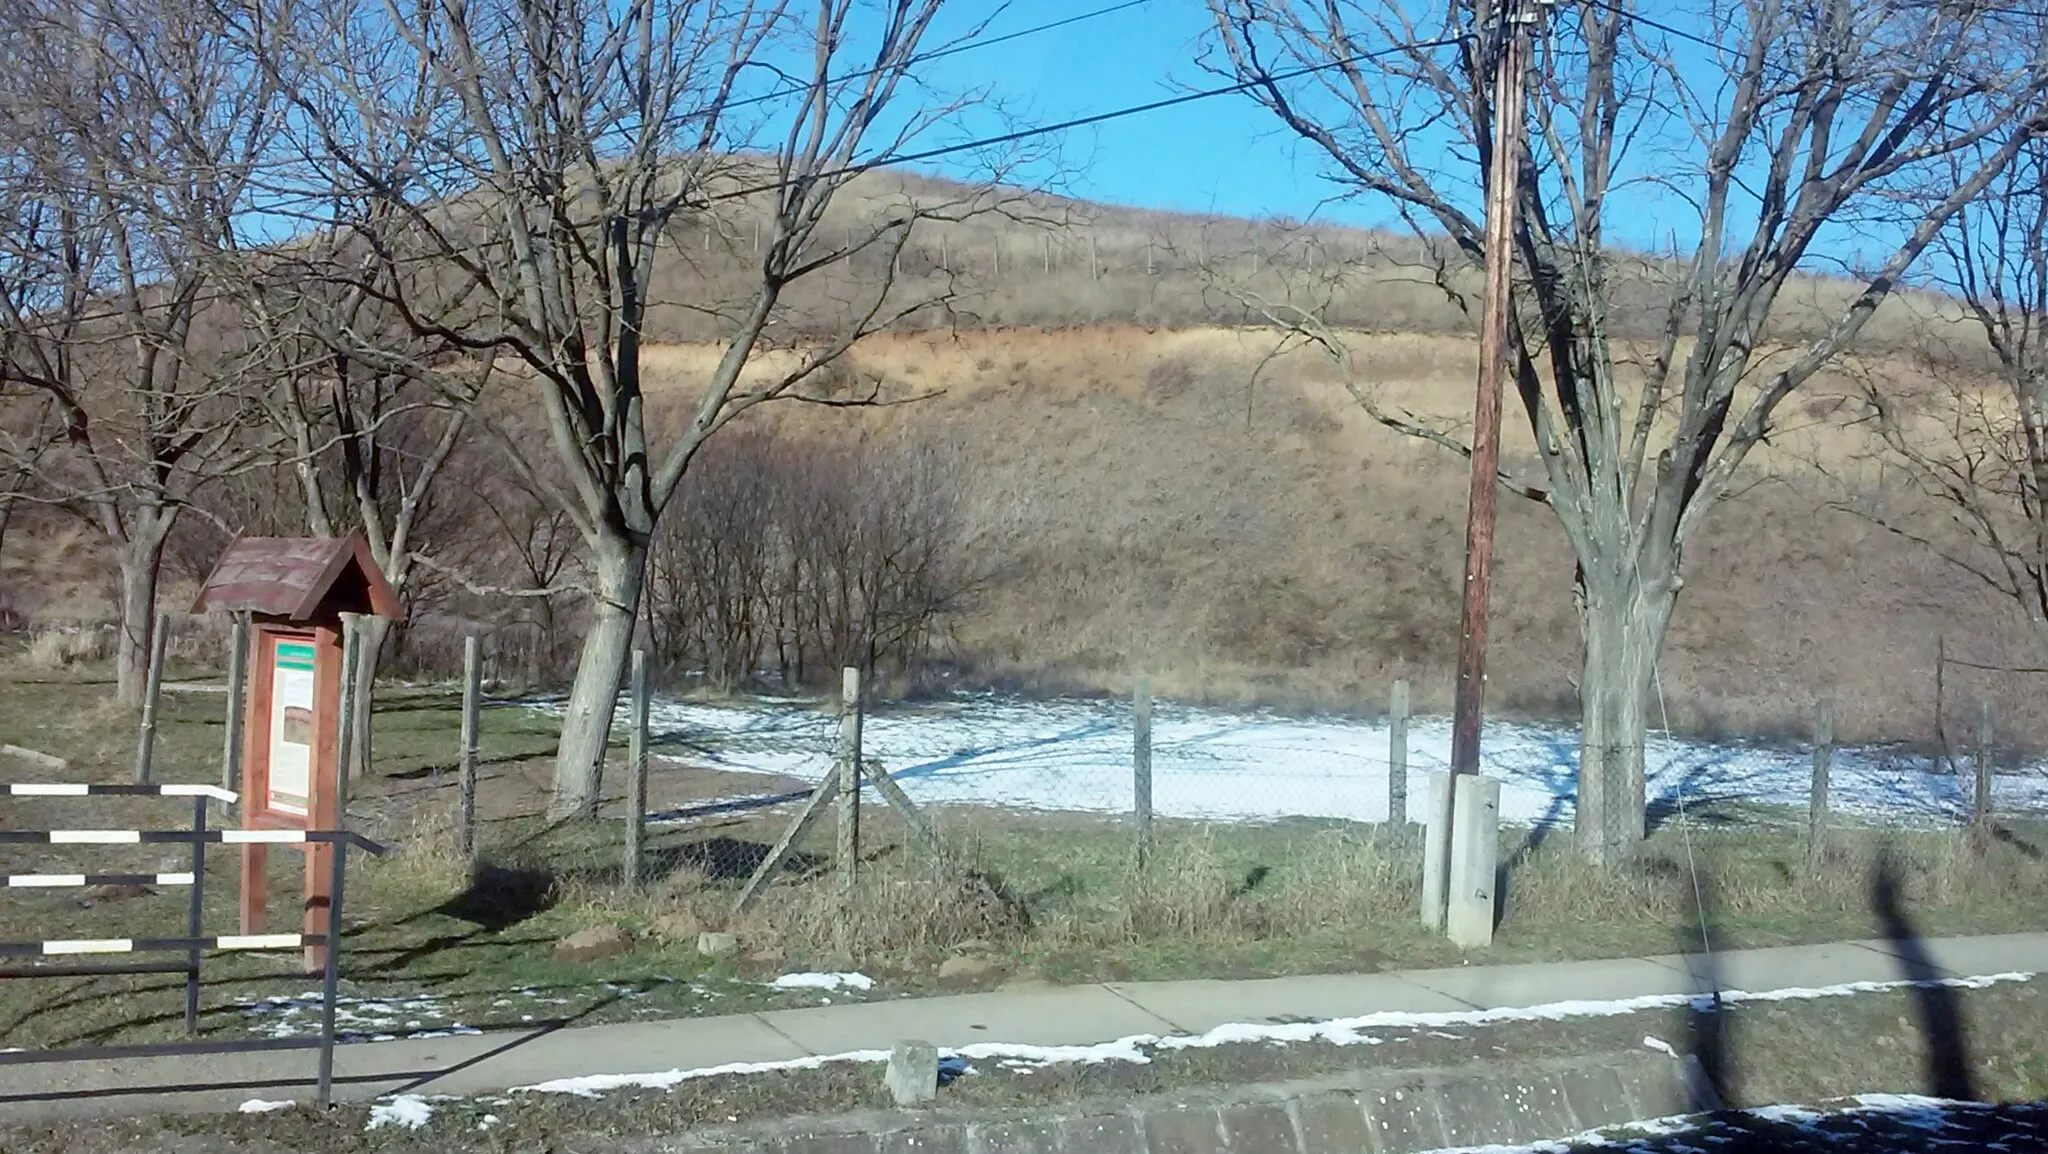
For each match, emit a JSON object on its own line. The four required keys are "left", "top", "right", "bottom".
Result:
{"left": 630, "top": 325, "right": 2033, "bottom": 746}
{"left": 2, "top": 171, "right": 2035, "bottom": 748}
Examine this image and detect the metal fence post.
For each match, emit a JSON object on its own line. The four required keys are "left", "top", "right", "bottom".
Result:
{"left": 315, "top": 831, "right": 348, "bottom": 1111}
{"left": 835, "top": 666, "right": 862, "bottom": 957}
{"left": 1133, "top": 673, "right": 1153, "bottom": 868}
{"left": 1975, "top": 699, "right": 1995, "bottom": 833}
{"left": 1389, "top": 679, "right": 1411, "bottom": 829}
{"left": 625, "top": 649, "right": 648, "bottom": 891}
{"left": 459, "top": 636, "right": 481, "bottom": 876}
{"left": 1808, "top": 698, "right": 1833, "bottom": 871}
{"left": 184, "top": 794, "right": 206, "bottom": 1033}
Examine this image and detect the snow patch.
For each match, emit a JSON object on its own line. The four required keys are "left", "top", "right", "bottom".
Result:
{"left": 1641, "top": 1035, "right": 1678, "bottom": 1057}
{"left": 237, "top": 1099, "right": 294, "bottom": 1114}
{"left": 770, "top": 972, "right": 875, "bottom": 992}
{"left": 514, "top": 971, "right": 2033, "bottom": 1098}
{"left": 366, "top": 1095, "right": 437, "bottom": 1131}
{"left": 543, "top": 690, "right": 2048, "bottom": 828}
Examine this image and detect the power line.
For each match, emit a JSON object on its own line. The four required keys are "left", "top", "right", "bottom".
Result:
{"left": 708, "top": 32, "right": 1469, "bottom": 203}
{"left": 4, "top": 28, "right": 1472, "bottom": 330}
{"left": 720, "top": 0, "right": 1155, "bottom": 117}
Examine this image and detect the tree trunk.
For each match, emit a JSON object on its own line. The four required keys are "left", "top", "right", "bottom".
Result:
{"left": 347, "top": 613, "right": 391, "bottom": 780}
{"left": 113, "top": 527, "right": 170, "bottom": 707}
{"left": 551, "top": 535, "right": 646, "bottom": 817}
{"left": 1574, "top": 571, "right": 1670, "bottom": 865}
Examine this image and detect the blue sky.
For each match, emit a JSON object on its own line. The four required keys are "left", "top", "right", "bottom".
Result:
{"left": 910, "top": 0, "right": 1368, "bottom": 223}
{"left": 857, "top": 0, "right": 1926, "bottom": 275}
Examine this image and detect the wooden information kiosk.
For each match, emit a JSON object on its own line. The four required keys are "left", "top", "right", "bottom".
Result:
{"left": 192, "top": 534, "right": 399, "bottom": 971}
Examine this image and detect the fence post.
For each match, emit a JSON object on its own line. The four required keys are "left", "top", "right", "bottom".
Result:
{"left": 1388, "top": 679, "right": 1411, "bottom": 829}
{"left": 133, "top": 612, "right": 171, "bottom": 784}
{"left": 1133, "top": 673, "right": 1153, "bottom": 868}
{"left": 835, "top": 666, "right": 862, "bottom": 956}
{"left": 221, "top": 612, "right": 249, "bottom": 803}
{"left": 184, "top": 793, "right": 206, "bottom": 1033}
{"left": 625, "top": 649, "right": 649, "bottom": 891}
{"left": 1974, "top": 699, "right": 1995, "bottom": 833}
{"left": 458, "top": 636, "right": 481, "bottom": 876}
{"left": 1808, "top": 698, "right": 1833, "bottom": 871}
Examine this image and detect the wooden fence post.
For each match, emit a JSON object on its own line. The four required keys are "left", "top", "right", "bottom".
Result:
{"left": 835, "top": 666, "right": 862, "bottom": 956}
{"left": 1808, "top": 698, "right": 1833, "bottom": 870}
{"left": 625, "top": 649, "right": 649, "bottom": 890}
{"left": 1388, "top": 679, "right": 1411, "bottom": 829}
{"left": 458, "top": 636, "right": 481, "bottom": 876}
{"left": 221, "top": 612, "right": 250, "bottom": 800}
{"left": 1974, "top": 699, "right": 1995, "bottom": 833}
{"left": 1133, "top": 673, "right": 1153, "bottom": 867}
{"left": 134, "top": 612, "right": 171, "bottom": 784}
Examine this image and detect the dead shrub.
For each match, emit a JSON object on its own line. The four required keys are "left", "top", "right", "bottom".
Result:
{"left": 25, "top": 626, "right": 110, "bottom": 669}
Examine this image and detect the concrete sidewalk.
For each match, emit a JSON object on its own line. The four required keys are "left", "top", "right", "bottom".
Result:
{"left": 2, "top": 931, "right": 2041, "bottom": 1123}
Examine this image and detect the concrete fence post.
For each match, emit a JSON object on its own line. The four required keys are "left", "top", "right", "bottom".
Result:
{"left": 1445, "top": 774, "right": 1501, "bottom": 949}
{"left": 1421, "top": 770, "right": 1454, "bottom": 930}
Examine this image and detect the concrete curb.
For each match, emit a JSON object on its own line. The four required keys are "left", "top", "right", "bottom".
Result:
{"left": 626, "top": 1052, "right": 1696, "bottom": 1154}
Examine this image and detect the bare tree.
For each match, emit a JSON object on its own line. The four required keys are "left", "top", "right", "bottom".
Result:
{"left": 1845, "top": 141, "right": 2048, "bottom": 647}
{"left": 254, "top": 0, "right": 1004, "bottom": 813}
{"left": 0, "top": 0, "right": 275, "bottom": 704}
{"left": 1207, "top": 0, "right": 2048, "bottom": 860}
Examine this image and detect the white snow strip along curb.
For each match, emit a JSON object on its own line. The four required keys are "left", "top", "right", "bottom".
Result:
{"left": 513, "top": 970, "right": 2035, "bottom": 1098}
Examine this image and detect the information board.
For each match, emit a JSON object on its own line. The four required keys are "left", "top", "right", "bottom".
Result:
{"left": 266, "top": 637, "right": 317, "bottom": 817}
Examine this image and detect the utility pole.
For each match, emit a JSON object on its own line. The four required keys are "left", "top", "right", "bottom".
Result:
{"left": 1448, "top": 0, "right": 1535, "bottom": 781}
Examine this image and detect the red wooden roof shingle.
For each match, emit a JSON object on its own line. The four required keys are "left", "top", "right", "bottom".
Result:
{"left": 191, "top": 533, "right": 400, "bottom": 620}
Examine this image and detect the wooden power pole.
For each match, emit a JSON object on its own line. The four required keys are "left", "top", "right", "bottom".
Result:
{"left": 1449, "top": 0, "right": 1535, "bottom": 780}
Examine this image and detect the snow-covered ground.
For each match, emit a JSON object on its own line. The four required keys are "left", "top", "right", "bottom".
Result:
{"left": 541, "top": 692, "right": 2048, "bottom": 827}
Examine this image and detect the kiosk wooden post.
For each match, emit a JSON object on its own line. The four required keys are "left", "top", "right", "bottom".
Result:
{"left": 192, "top": 534, "right": 399, "bottom": 972}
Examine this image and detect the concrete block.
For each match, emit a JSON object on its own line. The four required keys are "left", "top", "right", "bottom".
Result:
{"left": 1496, "top": 1073, "right": 1578, "bottom": 1143}
{"left": 1293, "top": 1091, "right": 1372, "bottom": 1154}
{"left": 1059, "top": 1113, "right": 1142, "bottom": 1154}
{"left": 885, "top": 1041, "right": 940, "bottom": 1108}
{"left": 879, "top": 1126, "right": 969, "bottom": 1154}
{"left": 1359, "top": 1081, "right": 1446, "bottom": 1154}
{"left": 1432, "top": 1075, "right": 1519, "bottom": 1149}
{"left": 1614, "top": 1057, "right": 1692, "bottom": 1121}
{"left": 1556, "top": 1063, "right": 1636, "bottom": 1132}
{"left": 1143, "top": 1105, "right": 1227, "bottom": 1154}
{"left": 969, "top": 1118, "right": 1065, "bottom": 1154}
{"left": 1420, "top": 771, "right": 1453, "bottom": 929}
{"left": 1445, "top": 775, "right": 1500, "bottom": 949}
{"left": 1216, "top": 1102, "right": 1297, "bottom": 1153}
{"left": 781, "top": 1133, "right": 881, "bottom": 1154}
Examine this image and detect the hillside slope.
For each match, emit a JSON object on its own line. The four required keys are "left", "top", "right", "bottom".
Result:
{"left": 633, "top": 325, "right": 2031, "bottom": 746}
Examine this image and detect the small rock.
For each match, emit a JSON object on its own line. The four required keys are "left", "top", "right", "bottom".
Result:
{"left": 697, "top": 931, "right": 739, "bottom": 958}
{"left": 649, "top": 913, "right": 702, "bottom": 942}
{"left": 937, "top": 955, "right": 1003, "bottom": 984}
{"left": 552, "top": 924, "right": 633, "bottom": 963}
{"left": 747, "top": 946, "right": 786, "bottom": 965}
{"left": 884, "top": 1040, "right": 939, "bottom": 1107}
{"left": 86, "top": 883, "right": 155, "bottom": 903}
